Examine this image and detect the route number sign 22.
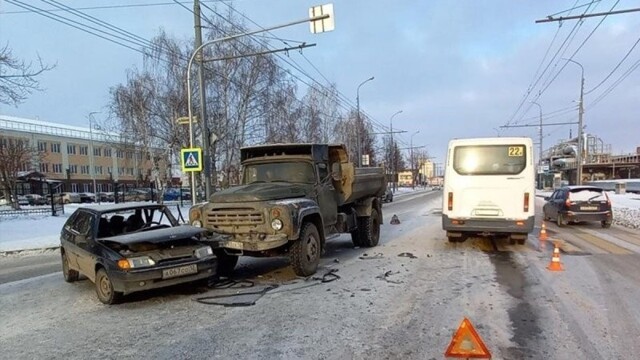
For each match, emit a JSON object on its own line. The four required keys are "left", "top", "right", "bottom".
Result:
{"left": 508, "top": 146, "right": 524, "bottom": 157}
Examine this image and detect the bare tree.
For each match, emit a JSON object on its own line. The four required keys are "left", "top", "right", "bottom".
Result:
{"left": 0, "top": 134, "right": 41, "bottom": 209}
{"left": 0, "top": 44, "right": 54, "bottom": 106}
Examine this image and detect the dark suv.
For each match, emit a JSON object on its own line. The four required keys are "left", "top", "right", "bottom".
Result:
{"left": 543, "top": 186, "right": 613, "bottom": 228}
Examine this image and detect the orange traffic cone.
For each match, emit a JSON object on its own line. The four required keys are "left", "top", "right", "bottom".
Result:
{"left": 539, "top": 222, "right": 548, "bottom": 241}
{"left": 547, "top": 243, "right": 564, "bottom": 271}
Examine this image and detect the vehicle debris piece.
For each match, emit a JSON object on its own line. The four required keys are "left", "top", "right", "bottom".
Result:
{"left": 376, "top": 270, "right": 403, "bottom": 284}
{"left": 359, "top": 252, "right": 384, "bottom": 260}
{"left": 397, "top": 252, "right": 417, "bottom": 259}
{"left": 390, "top": 214, "right": 401, "bottom": 224}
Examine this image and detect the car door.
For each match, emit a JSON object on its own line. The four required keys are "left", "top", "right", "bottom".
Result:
{"left": 61, "top": 212, "right": 80, "bottom": 270}
{"left": 553, "top": 189, "right": 566, "bottom": 218}
{"left": 68, "top": 211, "right": 98, "bottom": 282}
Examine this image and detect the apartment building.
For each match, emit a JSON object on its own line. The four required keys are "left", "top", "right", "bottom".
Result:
{"left": 1, "top": 115, "right": 167, "bottom": 193}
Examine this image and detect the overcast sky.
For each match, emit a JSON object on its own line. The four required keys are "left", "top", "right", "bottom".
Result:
{"left": 1, "top": 0, "right": 639, "bottom": 164}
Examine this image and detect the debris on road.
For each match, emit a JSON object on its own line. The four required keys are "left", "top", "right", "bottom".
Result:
{"left": 397, "top": 252, "right": 417, "bottom": 259}
{"left": 376, "top": 270, "right": 403, "bottom": 284}
{"left": 390, "top": 214, "right": 401, "bottom": 224}
{"left": 359, "top": 252, "right": 384, "bottom": 260}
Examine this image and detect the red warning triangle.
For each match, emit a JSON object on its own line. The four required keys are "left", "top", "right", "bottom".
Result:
{"left": 445, "top": 317, "right": 491, "bottom": 358}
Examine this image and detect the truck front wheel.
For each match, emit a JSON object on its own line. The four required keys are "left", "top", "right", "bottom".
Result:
{"left": 357, "top": 208, "right": 380, "bottom": 247}
{"left": 290, "top": 222, "right": 321, "bottom": 277}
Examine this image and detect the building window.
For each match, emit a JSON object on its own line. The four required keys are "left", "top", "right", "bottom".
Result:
{"left": 80, "top": 146, "right": 88, "bottom": 155}
{"left": 107, "top": 167, "right": 112, "bottom": 176}
{"left": 118, "top": 167, "right": 125, "bottom": 176}
{"left": 95, "top": 166, "right": 103, "bottom": 175}
{"left": 83, "top": 183, "right": 90, "bottom": 192}
{"left": 117, "top": 150, "right": 124, "bottom": 158}
{"left": 20, "top": 162, "right": 30, "bottom": 172}
{"left": 39, "top": 163, "right": 50, "bottom": 173}
{"left": 53, "top": 164, "right": 63, "bottom": 173}
{"left": 126, "top": 168, "right": 134, "bottom": 176}
{"left": 104, "top": 148, "right": 112, "bottom": 157}
{"left": 71, "top": 183, "right": 78, "bottom": 193}
{"left": 38, "top": 141, "right": 47, "bottom": 152}
{"left": 126, "top": 151, "right": 133, "bottom": 159}
{"left": 67, "top": 144, "right": 77, "bottom": 155}
{"left": 51, "top": 143, "right": 61, "bottom": 153}
{"left": 69, "top": 165, "right": 78, "bottom": 174}
{"left": 80, "top": 165, "right": 89, "bottom": 174}
{"left": 93, "top": 147, "right": 102, "bottom": 157}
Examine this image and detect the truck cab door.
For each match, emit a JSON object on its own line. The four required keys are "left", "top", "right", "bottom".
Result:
{"left": 316, "top": 163, "right": 338, "bottom": 227}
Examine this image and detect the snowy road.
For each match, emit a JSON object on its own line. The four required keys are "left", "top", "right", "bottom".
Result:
{"left": 1, "top": 191, "right": 640, "bottom": 359}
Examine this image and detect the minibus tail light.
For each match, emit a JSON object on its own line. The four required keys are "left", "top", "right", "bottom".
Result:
{"left": 524, "top": 192, "right": 530, "bottom": 212}
{"left": 448, "top": 192, "right": 453, "bottom": 211}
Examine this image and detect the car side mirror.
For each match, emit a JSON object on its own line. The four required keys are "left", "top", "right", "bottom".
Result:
{"left": 543, "top": 196, "right": 550, "bottom": 201}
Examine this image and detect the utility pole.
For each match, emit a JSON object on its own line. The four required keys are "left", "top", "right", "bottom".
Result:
{"left": 389, "top": 110, "right": 403, "bottom": 192}
{"left": 356, "top": 76, "right": 374, "bottom": 167}
{"left": 88, "top": 112, "right": 99, "bottom": 202}
{"left": 563, "top": 58, "right": 585, "bottom": 185}
{"left": 530, "top": 102, "right": 543, "bottom": 188}
{"left": 410, "top": 131, "right": 420, "bottom": 189}
{"left": 194, "top": 0, "right": 211, "bottom": 201}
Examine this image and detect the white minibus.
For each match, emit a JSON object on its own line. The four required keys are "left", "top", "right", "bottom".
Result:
{"left": 442, "top": 137, "right": 535, "bottom": 244}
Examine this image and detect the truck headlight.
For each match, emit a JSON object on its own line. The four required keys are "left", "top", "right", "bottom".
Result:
{"left": 271, "top": 218, "right": 283, "bottom": 231}
{"left": 194, "top": 246, "right": 213, "bottom": 258}
{"left": 191, "top": 220, "right": 202, "bottom": 227}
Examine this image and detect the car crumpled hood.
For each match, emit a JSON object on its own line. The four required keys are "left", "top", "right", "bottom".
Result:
{"left": 98, "top": 226, "right": 205, "bottom": 245}
{"left": 210, "top": 183, "right": 309, "bottom": 203}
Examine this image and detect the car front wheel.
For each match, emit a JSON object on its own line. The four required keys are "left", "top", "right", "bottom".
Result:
{"left": 95, "top": 268, "right": 123, "bottom": 305}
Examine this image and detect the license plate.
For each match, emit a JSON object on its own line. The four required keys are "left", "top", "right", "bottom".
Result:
{"left": 162, "top": 264, "right": 198, "bottom": 279}
{"left": 225, "top": 241, "right": 244, "bottom": 249}
{"left": 580, "top": 206, "right": 599, "bottom": 211}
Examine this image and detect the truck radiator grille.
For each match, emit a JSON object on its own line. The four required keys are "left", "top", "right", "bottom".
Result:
{"left": 206, "top": 208, "right": 264, "bottom": 226}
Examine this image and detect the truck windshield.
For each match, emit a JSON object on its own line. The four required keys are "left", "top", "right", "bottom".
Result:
{"left": 243, "top": 162, "right": 315, "bottom": 184}
{"left": 453, "top": 144, "right": 527, "bottom": 175}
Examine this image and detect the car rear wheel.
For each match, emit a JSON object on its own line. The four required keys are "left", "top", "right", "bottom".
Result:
{"left": 557, "top": 213, "right": 566, "bottom": 227}
{"left": 95, "top": 268, "right": 123, "bottom": 305}
{"left": 61, "top": 252, "right": 79, "bottom": 283}
{"left": 601, "top": 220, "right": 612, "bottom": 229}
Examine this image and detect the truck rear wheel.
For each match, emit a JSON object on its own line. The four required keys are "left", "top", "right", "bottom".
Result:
{"left": 290, "top": 222, "right": 321, "bottom": 277}
{"left": 356, "top": 208, "right": 380, "bottom": 248}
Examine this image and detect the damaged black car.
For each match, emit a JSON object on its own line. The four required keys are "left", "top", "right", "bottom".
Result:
{"left": 60, "top": 204, "right": 217, "bottom": 304}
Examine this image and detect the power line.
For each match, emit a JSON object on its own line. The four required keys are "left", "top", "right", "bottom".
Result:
{"left": 0, "top": 1, "right": 227, "bottom": 14}
{"left": 585, "top": 34, "right": 640, "bottom": 95}
{"left": 547, "top": 0, "right": 602, "bottom": 17}
{"left": 505, "top": 0, "right": 595, "bottom": 127}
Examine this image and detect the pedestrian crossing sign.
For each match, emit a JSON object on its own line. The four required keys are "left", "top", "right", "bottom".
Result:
{"left": 181, "top": 148, "right": 202, "bottom": 172}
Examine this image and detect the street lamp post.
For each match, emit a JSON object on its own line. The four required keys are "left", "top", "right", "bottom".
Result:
{"left": 88, "top": 111, "right": 99, "bottom": 203}
{"left": 185, "top": 7, "right": 334, "bottom": 205}
{"left": 410, "top": 131, "right": 420, "bottom": 189}
{"left": 563, "top": 58, "right": 585, "bottom": 185}
{"left": 356, "top": 76, "right": 374, "bottom": 167}
{"left": 389, "top": 110, "right": 403, "bottom": 192}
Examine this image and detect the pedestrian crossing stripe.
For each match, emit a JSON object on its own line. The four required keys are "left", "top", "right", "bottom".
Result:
{"left": 181, "top": 148, "right": 203, "bottom": 172}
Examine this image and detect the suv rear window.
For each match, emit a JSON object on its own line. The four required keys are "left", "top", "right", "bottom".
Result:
{"left": 453, "top": 145, "right": 527, "bottom": 175}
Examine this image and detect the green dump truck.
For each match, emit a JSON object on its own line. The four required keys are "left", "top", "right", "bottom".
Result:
{"left": 189, "top": 143, "right": 386, "bottom": 276}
